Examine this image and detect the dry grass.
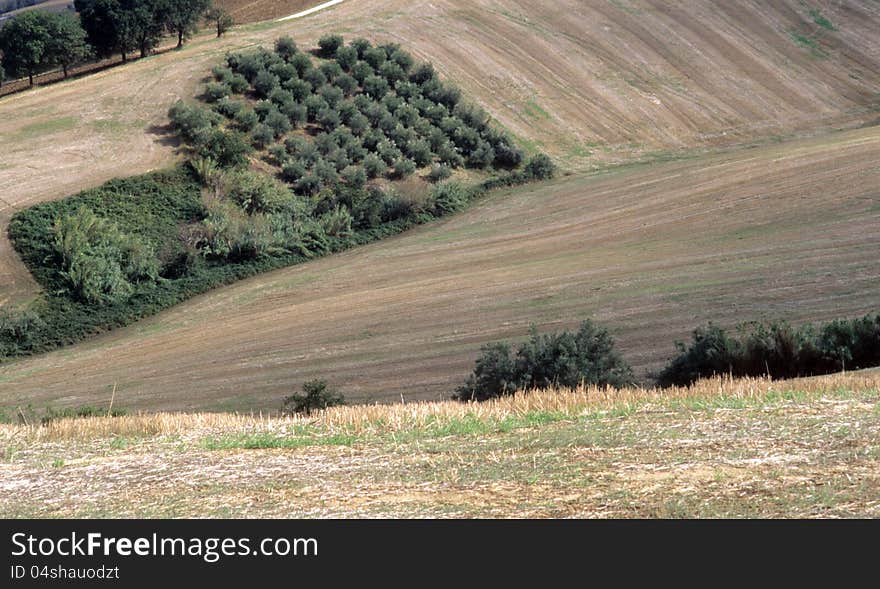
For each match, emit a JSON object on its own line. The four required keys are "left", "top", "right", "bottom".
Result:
{"left": 1, "top": 372, "right": 878, "bottom": 518}
{"left": 4, "top": 371, "right": 878, "bottom": 443}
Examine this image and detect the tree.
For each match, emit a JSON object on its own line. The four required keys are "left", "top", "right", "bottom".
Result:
{"left": 281, "top": 379, "right": 345, "bottom": 416}
{"left": 162, "top": 0, "right": 209, "bottom": 48}
{"left": 47, "top": 12, "right": 91, "bottom": 78}
{"left": 75, "top": 0, "right": 164, "bottom": 62}
{"left": 205, "top": 6, "right": 233, "bottom": 38}
{"left": 0, "top": 10, "right": 54, "bottom": 86}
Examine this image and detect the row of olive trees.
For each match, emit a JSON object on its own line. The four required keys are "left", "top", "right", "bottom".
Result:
{"left": 0, "top": 0, "right": 232, "bottom": 87}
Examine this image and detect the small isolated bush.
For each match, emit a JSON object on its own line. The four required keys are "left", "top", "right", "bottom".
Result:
{"left": 455, "top": 321, "right": 634, "bottom": 401}
{"left": 282, "top": 379, "right": 345, "bottom": 416}
{"left": 523, "top": 154, "right": 556, "bottom": 180}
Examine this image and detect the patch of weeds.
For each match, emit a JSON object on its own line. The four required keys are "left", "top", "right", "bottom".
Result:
{"left": 200, "top": 431, "right": 357, "bottom": 450}
{"left": 51, "top": 458, "right": 64, "bottom": 468}
{"left": 789, "top": 30, "right": 828, "bottom": 58}
{"left": 809, "top": 8, "right": 836, "bottom": 31}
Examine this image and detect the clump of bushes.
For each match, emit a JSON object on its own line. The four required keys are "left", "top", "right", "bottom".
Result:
{"left": 52, "top": 207, "right": 160, "bottom": 304}
{"left": 657, "top": 315, "right": 880, "bottom": 387}
{"left": 282, "top": 379, "right": 345, "bottom": 415}
{"left": 455, "top": 321, "right": 634, "bottom": 401}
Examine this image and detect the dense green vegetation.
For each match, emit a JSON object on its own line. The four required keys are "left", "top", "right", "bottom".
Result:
{"left": 657, "top": 315, "right": 880, "bottom": 387}
{"left": 455, "top": 321, "right": 634, "bottom": 401}
{"left": 0, "top": 10, "right": 90, "bottom": 85}
{"left": 2, "top": 36, "right": 553, "bottom": 363}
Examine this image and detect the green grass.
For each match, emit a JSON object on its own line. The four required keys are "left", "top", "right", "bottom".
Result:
{"left": 11, "top": 116, "right": 78, "bottom": 140}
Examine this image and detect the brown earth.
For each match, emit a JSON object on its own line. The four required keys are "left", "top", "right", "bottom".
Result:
{"left": 0, "top": 0, "right": 879, "bottom": 408}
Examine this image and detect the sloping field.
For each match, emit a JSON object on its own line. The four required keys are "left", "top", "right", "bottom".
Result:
{"left": 1, "top": 125, "right": 878, "bottom": 410}
{"left": 2, "top": 373, "right": 878, "bottom": 517}
{"left": 2, "top": 0, "right": 880, "bottom": 305}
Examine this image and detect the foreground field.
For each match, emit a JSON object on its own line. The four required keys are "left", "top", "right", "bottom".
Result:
{"left": 2, "top": 124, "right": 878, "bottom": 410}
{"left": 2, "top": 0, "right": 880, "bottom": 305}
{"left": 1, "top": 372, "right": 877, "bottom": 518}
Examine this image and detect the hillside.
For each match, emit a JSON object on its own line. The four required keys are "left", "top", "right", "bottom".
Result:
{"left": 1, "top": 372, "right": 878, "bottom": 517}
{"left": 2, "top": 0, "right": 880, "bottom": 307}
{"left": 1, "top": 124, "right": 878, "bottom": 410}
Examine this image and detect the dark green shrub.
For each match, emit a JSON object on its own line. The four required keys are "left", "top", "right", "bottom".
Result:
{"left": 204, "top": 82, "right": 231, "bottom": 102}
{"left": 334, "top": 73, "right": 358, "bottom": 96}
{"left": 228, "top": 73, "right": 250, "bottom": 94}
{"left": 215, "top": 97, "right": 245, "bottom": 118}
{"left": 455, "top": 321, "right": 634, "bottom": 401}
{"left": 317, "top": 34, "right": 345, "bottom": 58}
{"left": 290, "top": 52, "right": 313, "bottom": 76}
{"left": 233, "top": 107, "right": 259, "bottom": 132}
{"left": 351, "top": 61, "right": 374, "bottom": 84}
{"left": 168, "top": 100, "right": 221, "bottom": 142}
{"left": 285, "top": 78, "right": 312, "bottom": 101}
{"left": 251, "top": 123, "right": 275, "bottom": 148}
{"left": 350, "top": 38, "right": 371, "bottom": 59}
{"left": 275, "top": 36, "right": 298, "bottom": 60}
{"left": 523, "top": 154, "right": 556, "bottom": 180}
{"left": 392, "top": 157, "right": 417, "bottom": 179}
{"left": 281, "top": 379, "right": 345, "bottom": 415}
{"left": 264, "top": 110, "right": 291, "bottom": 138}
{"left": 430, "top": 181, "right": 469, "bottom": 215}
{"left": 362, "top": 153, "right": 387, "bottom": 179}
{"left": 195, "top": 129, "right": 253, "bottom": 168}
{"left": 303, "top": 68, "right": 327, "bottom": 88}
{"left": 454, "top": 343, "right": 517, "bottom": 402}
{"left": 335, "top": 45, "right": 358, "bottom": 71}
{"left": 363, "top": 46, "right": 387, "bottom": 69}
{"left": 363, "top": 75, "right": 390, "bottom": 99}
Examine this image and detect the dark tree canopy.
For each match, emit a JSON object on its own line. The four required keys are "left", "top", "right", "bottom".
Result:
{"left": 0, "top": 10, "right": 90, "bottom": 85}
{"left": 162, "top": 0, "right": 210, "bottom": 48}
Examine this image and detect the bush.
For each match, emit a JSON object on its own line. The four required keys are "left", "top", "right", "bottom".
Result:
{"left": 233, "top": 107, "right": 259, "bottom": 132}
{"left": 363, "top": 46, "right": 387, "bottom": 69}
{"left": 281, "top": 379, "right": 345, "bottom": 415}
{"left": 275, "top": 36, "right": 298, "bottom": 60}
{"left": 363, "top": 75, "right": 390, "bottom": 99}
{"left": 335, "top": 45, "right": 358, "bottom": 71}
{"left": 392, "top": 157, "right": 417, "bottom": 179}
{"left": 215, "top": 97, "right": 244, "bottom": 118}
{"left": 168, "top": 100, "right": 221, "bottom": 142}
{"left": 317, "top": 34, "right": 345, "bottom": 58}
{"left": 657, "top": 315, "right": 880, "bottom": 387}
{"left": 430, "top": 181, "right": 469, "bottom": 215}
{"left": 427, "top": 163, "right": 453, "bottom": 183}
{"left": 362, "top": 153, "right": 387, "bottom": 179}
{"left": 195, "top": 129, "right": 253, "bottom": 168}
{"left": 228, "top": 73, "right": 250, "bottom": 94}
{"left": 523, "top": 154, "right": 556, "bottom": 180}
{"left": 204, "top": 81, "right": 231, "bottom": 102}
{"left": 455, "top": 321, "right": 634, "bottom": 401}
{"left": 52, "top": 207, "right": 159, "bottom": 304}
{"left": 263, "top": 110, "right": 291, "bottom": 138}
{"left": 251, "top": 123, "right": 275, "bottom": 148}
